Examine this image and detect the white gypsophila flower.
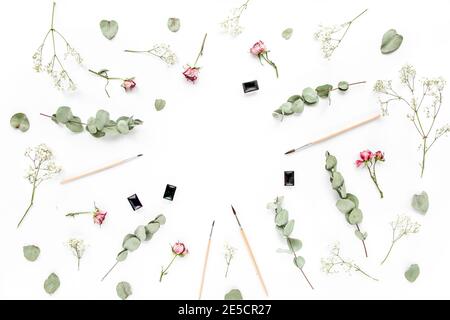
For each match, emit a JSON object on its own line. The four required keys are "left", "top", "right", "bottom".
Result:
{"left": 373, "top": 80, "right": 392, "bottom": 93}
{"left": 220, "top": 0, "right": 250, "bottom": 36}
{"left": 68, "top": 238, "right": 86, "bottom": 258}
{"left": 32, "top": 45, "right": 44, "bottom": 72}
{"left": 64, "top": 43, "right": 83, "bottom": 64}
{"left": 24, "top": 144, "right": 61, "bottom": 184}
{"left": 399, "top": 64, "right": 416, "bottom": 84}
{"left": 390, "top": 215, "right": 420, "bottom": 239}
{"left": 314, "top": 24, "right": 346, "bottom": 59}
{"left": 224, "top": 244, "right": 236, "bottom": 260}
{"left": 151, "top": 44, "right": 178, "bottom": 65}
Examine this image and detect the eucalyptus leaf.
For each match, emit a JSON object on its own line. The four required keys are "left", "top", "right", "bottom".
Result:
{"left": 122, "top": 236, "right": 141, "bottom": 252}
{"left": 325, "top": 153, "right": 337, "bottom": 170}
{"left": 167, "top": 18, "right": 180, "bottom": 32}
{"left": 116, "top": 249, "right": 128, "bottom": 262}
{"left": 302, "top": 87, "right": 318, "bottom": 104}
{"left": 116, "top": 281, "right": 132, "bottom": 300}
{"left": 381, "top": 29, "right": 403, "bottom": 54}
{"left": 100, "top": 20, "right": 119, "bottom": 40}
{"left": 224, "top": 289, "right": 243, "bottom": 300}
{"left": 154, "top": 99, "right": 166, "bottom": 111}
{"left": 44, "top": 273, "right": 60, "bottom": 295}
{"left": 337, "top": 184, "right": 347, "bottom": 198}
{"left": 65, "top": 116, "right": 83, "bottom": 133}
{"left": 336, "top": 198, "right": 356, "bottom": 214}
{"left": 95, "top": 110, "right": 110, "bottom": 130}
{"left": 293, "top": 256, "right": 305, "bottom": 269}
{"left": 291, "top": 99, "right": 305, "bottom": 113}
{"left": 287, "top": 238, "right": 302, "bottom": 252}
{"left": 354, "top": 230, "right": 367, "bottom": 241}
{"left": 347, "top": 208, "right": 363, "bottom": 225}
{"left": 10, "top": 113, "right": 30, "bottom": 132}
{"left": 134, "top": 226, "right": 146, "bottom": 241}
{"left": 87, "top": 117, "right": 97, "bottom": 134}
{"left": 404, "top": 264, "right": 420, "bottom": 282}
{"left": 91, "top": 130, "right": 106, "bottom": 138}
{"left": 345, "top": 193, "right": 359, "bottom": 207}
{"left": 282, "top": 28, "right": 293, "bottom": 40}
{"left": 155, "top": 214, "right": 166, "bottom": 225}
{"left": 280, "top": 102, "right": 294, "bottom": 115}
{"left": 23, "top": 245, "right": 40, "bottom": 262}
{"left": 287, "top": 95, "right": 301, "bottom": 103}
{"left": 412, "top": 191, "right": 429, "bottom": 214}
{"left": 331, "top": 172, "right": 344, "bottom": 189}
{"left": 117, "top": 120, "right": 130, "bottom": 134}
{"left": 283, "top": 220, "right": 295, "bottom": 237}
{"left": 275, "top": 209, "right": 289, "bottom": 227}
{"left": 146, "top": 222, "right": 160, "bottom": 234}
{"left": 55, "top": 106, "right": 73, "bottom": 124}
{"left": 338, "top": 81, "right": 349, "bottom": 91}
{"left": 315, "top": 84, "right": 333, "bottom": 98}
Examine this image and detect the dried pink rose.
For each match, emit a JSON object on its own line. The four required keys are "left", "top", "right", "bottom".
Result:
{"left": 359, "top": 150, "right": 373, "bottom": 161}
{"left": 172, "top": 242, "right": 188, "bottom": 256}
{"left": 182, "top": 67, "right": 199, "bottom": 82}
{"left": 375, "top": 151, "right": 385, "bottom": 161}
{"left": 93, "top": 209, "right": 107, "bottom": 226}
{"left": 356, "top": 150, "right": 385, "bottom": 198}
{"left": 250, "top": 40, "right": 267, "bottom": 55}
{"left": 122, "top": 79, "right": 136, "bottom": 91}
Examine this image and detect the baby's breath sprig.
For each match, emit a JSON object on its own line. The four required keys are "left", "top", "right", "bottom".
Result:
{"left": 321, "top": 243, "right": 378, "bottom": 281}
{"left": 380, "top": 215, "right": 420, "bottom": 265}
{"left": 374, "top": 65, "right": 448, "bottom": 177}
{"left": 32, "top": 2, "right": 82, "bottom": 91}
{"left": 314, "top": 9, "right": 368, "bottom": 59}
{"left": 67, "top": 239, "right": 86, "bottom": 271}
{"left": 125, "top": 44, "right": 178, "bottom": 66}
{"left": 220, "top": 0, "right": 251, "bottom": 36}
{"left": 224, "top": 244, "right": 236, "bottom": 278}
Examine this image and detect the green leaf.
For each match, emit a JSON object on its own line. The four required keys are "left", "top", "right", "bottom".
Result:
{"left": 287, "top": 95, "right": 301, "bottom": 103}
{"left": 23, "top": 245, "right": 40, "bottom": 262}
{"left": 325, "top": 153, "right": 337, "bottom": 170}
{"left": 116, "top": 281, "right": 132, "bottom": 300}
{"left": 412, "top": 191, "right": 429, "bottom": 214}
{"left": 345, "top": 193, "right": 359, "bottom": 207}
{"left": 224, "top": 289, "right": 243, "bottom": 300}
{"left": 347, "top": 208, "right": 363, "bottom": 225}
{"left": 338, "top": 81, "right": 349, "bottom": 91}
{"left": 336, "top": 199, "right": 356, "bottom": 214}
{"left": 116, "top": 249, "right": 128, "bottom": 262}
{"left": 44, "top": 273, "right": 60, "bottom": 295}
{"left": 283, "top": 220, "right": 295, "bottom": 237}
{"left": 355, "top": 230, "right": 367, "bottom": 241}
{"left": 275, "top": 209, "right": 289, "bottom": 227}
{"left": 291, "top": 99, "right": 305, "bottom": 113}
{"left": 381, "top": 29, "right": 403, "bottom": 54}
{"left": 95, "top": 110, "right": 110, "bottom": 130}
{"left": 331, "top": 172, "right": 344, "bottom": 189}
{"left": 167, "top": 18, "right": 180, "bottom": 32}
{"left": 91, "top": 130, "right": 106, "bottom": 138}
{"left": 10, "top": 113, "right": 30, "bottom": 132}
{"left": 154, "top": 99, "right": 166, "bottom": 111}
{"left": 122, "top": 235, "right": 141, "bottom": 252}
{"left": 100, "top": 20, "right": 119, "bottom": 40}
{"left": 146, "top": 222, "right": 160, "bottom": 234}
{"left": 404, "top": 264, "right": 420, "bottom": 282}
{"left": 86, "top": 117, "right": 97, "bottom": 134}
{"left": 293, "top": 256, "right": 305, "bottom": 269}
{"left": 154, "top": 214, "right": 166, "bottom": 225}
{"left": 65, "top": 116, "right": 83, "bottom": 133}
{"left": 281, "top": 28, "right": 293, "bottom": 40}
{"left": 287, "top": 238, "right": 302, "bottom": 252}
{"left": 315, "top": 84, "right": 333, "bottom": 98}
{"left": 55, "top": 106, "right": 73, "bottom": 124}
{"left": 117, "top": 120, "right": 130, "bottom": 134}
{"left": 280, "top": 102, "right": 293, "bottom": 115}
{"left": 134, "top": 225, "right": 146, "bottom": 241}
{"left": 302, "top": 87, "right": 318, "bottom": 104}
{"left": 337, "top": 184, "right": 347, "bottom": 199}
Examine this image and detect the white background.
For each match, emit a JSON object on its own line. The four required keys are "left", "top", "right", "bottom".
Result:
{"left": 1, "top": 0, "right": 449, "bottom": 300}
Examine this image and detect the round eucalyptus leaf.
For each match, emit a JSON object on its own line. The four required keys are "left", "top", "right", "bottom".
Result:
{"left": 292, "top": 99, "right": 305, "bottom": 113}
{"left": 354, "top": 230, "right": 367, "bottom": 241}
{"left": 331, "top": 172, "right": 344, "bottom": 189}
{"left": 100, "top": 20, "right": 119, "bottom": 40}
{"left": 411, "top": 191, "right": 429, "bottom": 214}
{"left": 167, "top": 18, "right": 180, "bottom": 32}
{"left": 345, "top": 193, "right": 359, "bottom": 207}
{"left": 337, "top": 184, "right": 347, "bottom": 199}
{"left": 10, "top": 113, "right": 30, "bottom": 132}
{"left": 122, "top": 235, "right": 141, "bottom": 251}
{"left": 44, "top": 273, "right": 60, "bottom": 295}
{"left": 287, "top": 238, "right": 302, "bottom": 252}
{"left": 154, "top": 214, "right": 166, "bottom": 225}
{"left": 302, "top": 87, "right": 318, "bottom": 104}
{"left": 325, "top": 153, "right": 337, "bottom": 170}
{"left": 287, "top": 95, "right": 301, "bottom": 103}
{"left": 154, "top": 99, "right": 166, "bottom": 111}
{"left": 404, "top": 264, "right": 420, "bottom": 283}
{"left": 23, "top": 245, "right": 40, "bottom": 262}
{"left": 65, "top": 116, "right": 83, "bottom": 133}
{"left": 381, "top": 29, "right": 403, "bottom": 54}
{"left": 275, "top": 209, "right": 289, "bottom": 227}
{"left": 347, "top": 208, "right": 363, "bottom": 225}
{"left": 272, "top": 110, "right": 282, "bottom": 119}
{"left": 283, "top": 220, "right": 295, "bottom": 237}
{"left": 281, "top": 28, "right": 293, "bottom": 40}
{"left": 144, "top": 229, "right": 154, "bottom": 241}
{"left": 280, "top": 102, "right": 294, "bottom": 115}
{"left": 95, "top": 110, "right": 110, "bottom": 130}
{"left": 55, "top": 106, "right": 73, "bottom": 124}
{"left": 146, "top": 222, "right": 160, "bottom": 234}
{"left": 224, "top": 289, "right": 243, "bottom": 300}
{"left": 86, "top": 117, "right": 97, "bottom": 134}
{"left": 134, "top": 225, "right": 146, "bottom": 241}
{"left": 315, "top": 84, "right": 333, "bottom": 98}
{"left": 336, "top": 199, "right": 356, "bottom": 214}
{"left": 117, "top": 120, "right": 130, "bottom": 134}
{"left": 293, "top": 256, "right": 305, "bottom": 269}
{"left": 90, "top": 130, "right": 106, "bottom": 138}
{"left": 116, "top": 281, "right": 132, "bottom": 300}
{"left": 338, "top": 81, "right": 349, "bottom": 91}
{"left": 116, "top": 249, "right": 128, "bottom": 262}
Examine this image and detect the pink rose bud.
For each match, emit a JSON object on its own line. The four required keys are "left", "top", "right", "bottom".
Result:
{"left": 93, "top": 210, "right": 107, "bottom": 225}
{"left": 375, "top": 151, "right": 385, "bottom": 161}
{"left": 122, "top": 79, "right": 136, "bottom": 92}
{"left": 359, "top": 150, "right": 373, "bottom": 161}
{"left": 172, "top": 242, "right": 188, "bottom": 256}
{"left": 355, "top": 159, "right": 364, "bottom": 167}
{"left": 183, "top": 67, "right": 199, "bottom": 82}
{"left": 250, "top": 40, "right": 267, "bottom": 55}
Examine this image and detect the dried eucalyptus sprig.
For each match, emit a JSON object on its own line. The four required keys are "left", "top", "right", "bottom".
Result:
{"left": 321, "top": 243, "right": 378, "bottom": 281}
{"left": 380, "top": 215, "right": 420, "bottom": 265}
{"left": 374, "top": 65, "right": 448, "bottom": 177}
{"left": 88, "top": 69, "right": 135, "bottom": 97}
{"left": 125, "top": 44, "right": 178, "bottom": 66}
{"left": 220, "top": 0, "right": 251, "bottom": 36}
{"left": 18, "top": 144, "right": 61, "bottom": 228}
{"left": 325, "top": 151, "right": 368, "bottom": 257}
{"left": 101, "top": 214, "right": 166, "bottom": 281}
{"left": 273, "top": 81, "right": 365, "bottom": 120}
{"left": 224, "top": 243, "right": 236, "bottom": 278}
{"left": 267, "top": 196, "right": 314, "bottom": 289}
{"left": 67, "top": 238, "right": 86, "bottom": 271}
{"left": 32, "top": 2, "right": 82, "bottom": 90}
{"left": 314, "top": 8, "right": 368, "bottom": 59}
{"left": 40, "top": 107, "right": 142, "bottom": 138}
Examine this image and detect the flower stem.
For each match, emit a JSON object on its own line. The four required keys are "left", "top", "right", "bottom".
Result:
{"left": 225, "top": 258, "right": 232, "bottom": 278}
{"left": 77, "top": 257, "right": 80, "bottom": 271}
{"left": 101, "top": 261, "right": 119, "bottom": 281}
{"left": 421, "top": 137, "right": 427, "bottom": 178}
{"left": 124, "top": 49, "right": 149, "bottom": 53}
{"left": 260, "top": 52, "right": 279, "bottom": 78}
{"left": 355, "top": 264, "right": 378, "bottom": 281}
{"left": 159, "top": 255, "right": 178, "bottom": 282}
{"left": 194, "top": 33, "right": 208, "bottom": 67}
{"left": 349, "top": 8, "right": 368, "bottom": 23}
{"left": 356, "top": 224, "right": 368, "bottom": 258}
{"left": 17, "top": 178, "right": 38, "bottom": 228}
{"left": 368, "top": 165, "right": 383, "bottom": 198}
{"left": 380, "top": 241, "right": 395, "bottom": 265}
{"left": 66, "top": 211, "right": 91, "bottom": 218}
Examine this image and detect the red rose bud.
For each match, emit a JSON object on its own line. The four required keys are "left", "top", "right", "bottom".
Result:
{"left": 183, "top": 67, "right": 199, "bottom": 82}
{"left": 250, "top": 40, "right": 267, "bottom": 55}
{"left": 93, "top": 210, "right": 107, "bottom": 225}
{"left": 122, "top": 79, "right": 136, "bottom": 91}
{"left": 375, "top": 151, "right": 385, "bottom": 161}
{"left": 359, "top": 150, "right": 373, "bottom": 161}
{"left": 172, "top": 242, "right": 188, "bottom": 256}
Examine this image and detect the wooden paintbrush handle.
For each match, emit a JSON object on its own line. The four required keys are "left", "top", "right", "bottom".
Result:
{"left": 312, "top": 113, "right": 381, "bottom": 145}
{"left": 198, "top": 239, "right": 211, "bottom": 299}
{"left": 60, "top": 159, "right": 126, "bottom": 184}
{"left": 240, "top": 229, "right": 269, "bottom": 296}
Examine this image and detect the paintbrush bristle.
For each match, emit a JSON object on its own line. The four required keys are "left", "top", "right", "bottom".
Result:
{"left": 137, "top": 154, "right": 143, "bottom": 157}
{"left": 284, "top": 149, "right": 296, "bottom": 155}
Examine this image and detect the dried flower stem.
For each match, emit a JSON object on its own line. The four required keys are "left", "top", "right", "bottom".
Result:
{"left": 18, "top": 172, "right": 38, "bottom": 228}
{"left": 88, "top": 69, "right": 126, "bottom": 98}
{"left": 367, "top": 163, "right": 383, "bottom": 198}
{"left": 194, "top": 33, "right": 208, "bottom": 67}
{"left": 260, "top": 52, "right": 279, "bottom": 78}
{"left": 160, "top": 255, "right": 178, "bottom": 282}
{"left": 66, "top": 211, "right": 91, "bottom": 217}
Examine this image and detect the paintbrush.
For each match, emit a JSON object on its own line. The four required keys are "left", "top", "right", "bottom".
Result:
{"left": 61, "top": 154, "right": 143, "bottom": 184}
{"left": 231, "top": 205, "right": 268, "bottom": 296}
{"left": 198, "top": 220, "right": 215, "bottom": 300}
{"left": 285, "top": 113, "right": 381, "bottom": 155}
